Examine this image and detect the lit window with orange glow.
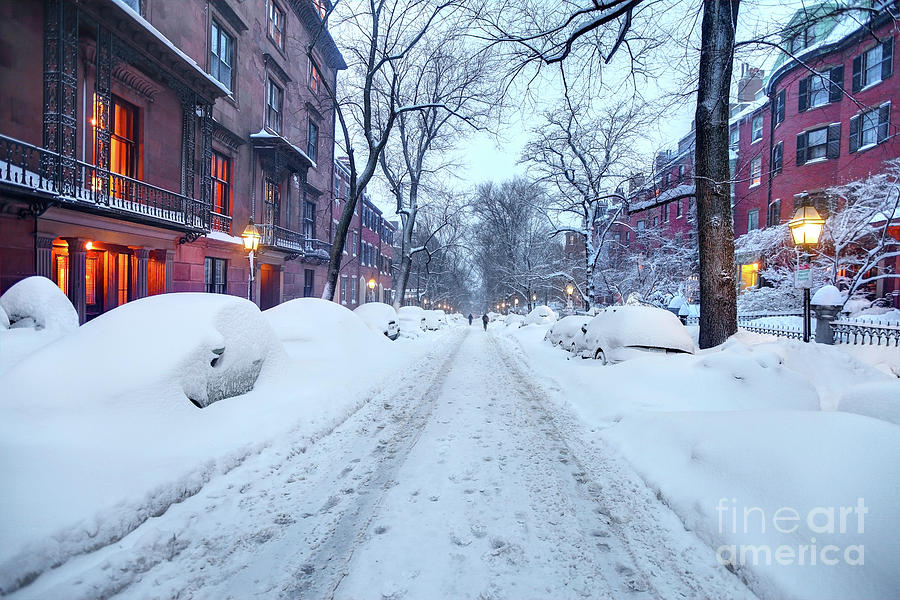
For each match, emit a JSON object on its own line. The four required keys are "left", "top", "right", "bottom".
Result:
{"left": 740, "top": 262, "right": 759, "bottom": 290}
{"left": 56, "top": 254, "right": 69, "bottom": 296}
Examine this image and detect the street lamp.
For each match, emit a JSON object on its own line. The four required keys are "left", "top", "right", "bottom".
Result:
{"left": 367, "top": 277, "right": 376, "bottom": 302}
{"left": 241, "top": 218, "right": 261, "bottom": 302}
{"left": 788, "top": 206, "right": 825, "bottom": 342}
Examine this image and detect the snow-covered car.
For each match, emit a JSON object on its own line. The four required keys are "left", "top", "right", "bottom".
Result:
{"left": 505, "top": 314, "right": 525, "bottom": 328}
{"left": 582, "top": 305, "right": 695, "bottom": 364}
{"left": 423, "top": 309, "right": 447, "bottom": 330}
{"left": 544, "top": 315, "right": 593, "bottom": 351}
{"left": 524, "top": 305, "right": 558, "bottom": 326}
{"left": 0, "top": 276, "right": 79, "bottom": 373}
{"left": 4, "top": 293, "right": 284, "bottom": 409}
{"left": 398, "top": 305, "right": 427, "bottom": 337}
{"left": 354, "top": 302, "right": 400, "bottom": 340}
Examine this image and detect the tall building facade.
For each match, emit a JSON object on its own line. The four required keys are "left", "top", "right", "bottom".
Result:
{"left": 0, "top": 0, "right": 345, "bottom": 320}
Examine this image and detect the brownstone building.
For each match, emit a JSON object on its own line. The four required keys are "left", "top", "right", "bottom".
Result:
{"left": 0, "top": 0, "right": 345, "bottom": 320}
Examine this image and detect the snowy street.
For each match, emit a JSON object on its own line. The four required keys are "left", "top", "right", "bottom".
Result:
{"left": 10, "top": 328, "right": 754, "bottom": 599}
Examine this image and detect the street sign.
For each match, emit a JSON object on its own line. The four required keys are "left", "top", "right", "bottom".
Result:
{"left": 795, "top": 262, "right": 812, "bottom": 289}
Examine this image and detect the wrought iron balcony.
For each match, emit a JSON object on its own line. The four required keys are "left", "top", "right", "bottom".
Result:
{"left": 210, "top": 211, "right": 233, "bottom": 234}
{"left": 0, "top": 134, "right": 209, "bottom": 232}
{"left": 258, "top": 223, "right": 332, "bottom": 261}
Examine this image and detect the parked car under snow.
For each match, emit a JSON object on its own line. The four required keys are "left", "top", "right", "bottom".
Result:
{"left": 582, "top": 305, "right": 695, "bottom": 364}
{"left": 3, "top": 293, "right": 284, "bottom": 409}
{"left": 544, "top": 315, "right": 593, "bottom": 352}
{"left": 424, "top": 309, "right": 447, "bottom": 330}
{"left": 398, "top": 306, "right": 427, "bottom": 337}
{"left": 524, "top": 305, "right": 558, "bottom": 326}
{"left": 354, "top": 302, "right": 400, "bottom": 340}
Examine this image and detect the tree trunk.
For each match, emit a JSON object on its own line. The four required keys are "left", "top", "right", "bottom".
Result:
{"left": 694, "top": 0, "right": 739, "bottom": 349}
{"left": 392, "top": 252, "right": 413, "bottom": 310}
{"left": 322, "top": 176, "right": 359, "bottom": 301}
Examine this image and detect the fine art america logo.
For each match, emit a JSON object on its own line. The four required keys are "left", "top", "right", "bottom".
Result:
{"left": 715, "top": 498, "right": 867, "bottom": 567}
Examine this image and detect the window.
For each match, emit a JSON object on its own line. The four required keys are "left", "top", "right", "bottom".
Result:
{"left": 309, "top": 61, "right": 322, "bottom": 94}
{"left": 351, "top": 278, "right": 358, "bottom": 304}
{"left": 340, "top": 275, "right": 347, "bottom": 304}
{"left": 676, "top": 200, "right": 683, "bottom": 218}
{"left": 93, "top": 94, "right": 139, "bottom": 183}
{"left": 266, "top": 79, "right": 283, "bottom": 133}
{"left": 210, "top": 20, "right": 234, "bottom": 91}
{"left": 747, "top": 209, "right": 759, "bottom": 232}
{"left": 637, "top": 220, "right": 645, "bottom": 231}
{"left": 678, "top": 165, "right": 685, "bottom": 181}
{"left": 303, "top": 201, "right": 316, "bottom": 240}
{"left": 850, "top": 103, "right": 891, "bottom": 152}
{"left": 312, "top": 0, "right": 327, "bottom": 19}
{"left": 352, "top": 231, "right": 358, "bottom": 255}
{"left": 751, "top": 114, "right": 763, "bottom": 142}
{"left": 771, "top": 142, "right": 783, "bottom": 176}
{"left": 116, "top": 252, "right": 129, "bottom": 305}
{"left": 204, "top": 257, "right": 227, "bottom": 294}
{"left": 211, "top": 151, "right": 231, "bottom": 216}
{"left": 729, "top": 126, "right": 739, "bottom": 149}
{"left": 55, "top": 254, "right": 68, "bottom": 296}
{"left": 853, "top": 38, "right": 893, "bottom": 91}
{"left": 799, "top": 67, "right": 843, "bottom": 112}
{"left": 808, "top": 74, "right": 829, "bottom": 108}
{"left": 303, "top": 269, "right": 315, "bottom": 297}
{"left": 774, "top": 89, "right": 786, "bottom": 125}
{"left": 662, "top": 203, "right": 669, "bottom": 222}
{"left": 740, "top": 262, "right": 759, "bottom": 290}
{"left": 267, "top": 0, "right": 285, "bottom": 50}
{"left": 307, "top": 120, "right": 319, "bottom": 162}
{"left": 796, "top": 124, "right": 840, "bottom": 164}
{"left": 653, "top": 216, "right": 658, "bottom": 227}
{"left": 664, "top": 173, "right": 671, "bottom": 187}
{"left": 750, "top": 156, "right": 762, "bottom": 187}
{"left": 767, "top": 199, "right": 781, "bottom": 228}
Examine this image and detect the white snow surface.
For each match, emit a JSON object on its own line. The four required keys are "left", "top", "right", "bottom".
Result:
{"left": 353, "top": 301, "right": 399, "bottom": 338}
{"left": 544, "top": 315, "right": 592, "bottom": 350}
{"left": 397, "top": 305, "right": 427, "bottom": 337}
{"left": 811, "top": 284, "right": 844, "bottom": 306}
{"left": 584, "top": 305, "right": 695, "bottom": 361}
{"left": 496, "top": 324, "right": 899, "bottom": 600}
{"left": 523, "top": 305, "right": 557, "bottom": 325}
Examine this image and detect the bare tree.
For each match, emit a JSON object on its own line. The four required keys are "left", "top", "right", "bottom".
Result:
{"left": 522, "top": 87, "right": 652, "bottom": 308}
{"left": 305, "top": 0, "right": 466, "bottom": 301}
{"left": 378, "top": 25, "right": 499, "bottom": 310}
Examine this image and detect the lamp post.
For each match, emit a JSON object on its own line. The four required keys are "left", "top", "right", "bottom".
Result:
{"left": 788, "top": 206, "right": 825, "bottom": 343}
{"left": 566, "top": 283, "right": 574, "bottom": 313}
{"left": 241, "top": 218, "right": 261, "bottom": 302}
{"left": 367, "top": 277, "right": 376, "bottom": 303}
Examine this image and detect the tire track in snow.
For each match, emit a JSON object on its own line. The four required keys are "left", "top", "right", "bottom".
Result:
{"left": 489, "top": 333, "right": 758, "bottom": 600}
{"left": 282, "top": 330, "right": 467, "bottom": 600}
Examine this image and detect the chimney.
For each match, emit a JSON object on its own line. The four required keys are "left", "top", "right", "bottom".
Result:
{"left": 737, "top": 63, "right": 764, "bottom": 102}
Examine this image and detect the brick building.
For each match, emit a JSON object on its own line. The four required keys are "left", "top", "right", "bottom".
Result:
{"left": 0, "top": 0, "right": 345, "bottom": 320}
{"left": 618, "top": 3, "right": 900, "bottom": 304}
{"left": 331, "top": 157, "right": 395, "bottom": 308}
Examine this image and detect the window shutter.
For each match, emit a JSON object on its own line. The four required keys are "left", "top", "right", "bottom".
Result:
{"left": 882, "top": 37, "right": 894, "bottom": 80}
{"left": 829, "top": 65, "right": 844, "bottom": 103}
{"left": 777, "top": 89, "right": 786, "bottom": 123}
{"left": 849, "top": 115, "right": 860, "bottom": 153}
{"left": 796, "top": 132, "right": 808, "bottom": 165}
{"left": 798, "top": 77, "right": 808, "bottom": 112}
{"left": 852, "top": 55, "right": 863, "bottom": 92}
{"left": 826, "top": 123, "right": 841, "bottom": 159}
{"left": 878, "top": 103, "right": 891, "bottom": 143}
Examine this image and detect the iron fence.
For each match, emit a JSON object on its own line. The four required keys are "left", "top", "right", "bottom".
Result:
{"left": 831, "top": 320, "right": 900, "bottom": 347}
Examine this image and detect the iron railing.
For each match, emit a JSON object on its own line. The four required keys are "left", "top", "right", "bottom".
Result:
{"left": 737, "top": 311, "right": 803, "bottom": 323}
{"left": 832, "top": 319, "right": 900, "bottom": 347}
{"left": 210, "top": 211, "right": 232, "bottom": 234}
{"left": 260, "top": 223, "right": 305, "bottom": 252}
{"left": 739, "top": 323, "right": 804, "bottom": 340}
{"left": 1, "top": 134, "right": 209, "bottom": 231}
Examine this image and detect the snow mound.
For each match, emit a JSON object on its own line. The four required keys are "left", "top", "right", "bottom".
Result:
{"left": 838, "top": 381, "right": 900, "bottom": 426}
{"left": 524, "top": 305, "right": 557, "bottom": 325}
{"left": 265, "top": 298, "right": 387, "bottom": 358}
{"left": 505, "top": 314, "right": 525, "bottom": 328}
{"left": 354, "top": 302, "right": 399, "bottom": 338}
{"left": 0, "top": 304, "right": 8, "bottom": 329}
{"left": 602, "top": 410, "right": 900, "bottom": 600}
{"left": 848, "top": 308, "right": 900, "bottom": 324}
{"left": 811, "top": 285, "right": 844, "bottom": 306}
{"left": 3, "top": 293, "right": 283, "bottom": 410}
{"left": 0, "top": 276, "right": 78, "bottom": 331}
{"left": 397, "top": 305, "right": 427, "bottom": 337}
{"left": 544, "top": 315, "right": 591, "bottom": 349}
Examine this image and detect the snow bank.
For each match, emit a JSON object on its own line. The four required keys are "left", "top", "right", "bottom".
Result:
{"left": 602, "top": 411, "right": 900, "bottom": 600}
{"left": 505, "top": 313, "right": 525, "bottom": 328}
{"left": 0, "top": 277, "right": 80, "bottom": 373}
{"left": 838, "top": 381, "right": 900, "bottom": 425}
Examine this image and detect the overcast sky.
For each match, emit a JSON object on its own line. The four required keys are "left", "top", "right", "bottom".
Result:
{"left": 338, "top": 0, "right": 807, "bottom": 215}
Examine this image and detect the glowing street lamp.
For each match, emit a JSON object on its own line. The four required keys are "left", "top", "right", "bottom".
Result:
{"left": 788, "top": 206, "right": 825, "bottom": 342}
{"left": 241, "top": 218, "right": 261, "bottom": 301}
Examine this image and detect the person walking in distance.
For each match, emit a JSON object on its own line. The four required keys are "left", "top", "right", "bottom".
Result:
{"left": 468, "top": 313, "right": 473, "bottom": 326}
{"left": 482, "top": 313, "right": 489, "bottom": 331}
